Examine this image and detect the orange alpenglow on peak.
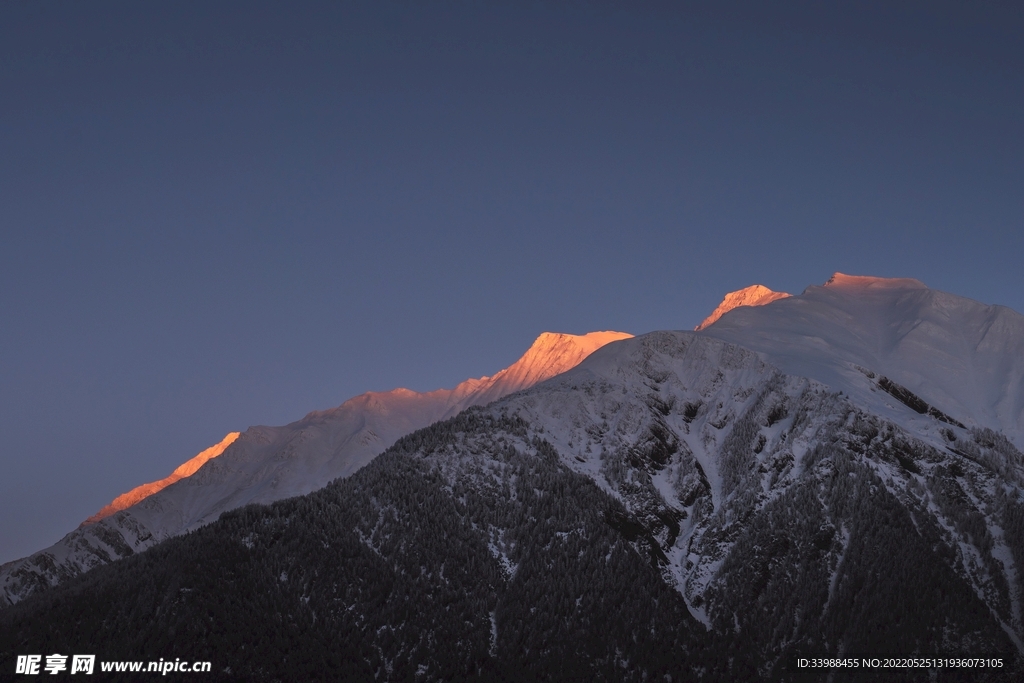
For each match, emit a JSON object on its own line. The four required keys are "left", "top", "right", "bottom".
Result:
{"left": 822, "top": 272, "right": 927, "bottom": 290}
{"left": 695, "top": 284, "right": 791, "bottom": 331}
{"left": 507, "top": 331, "right": 633, "bottom": 386}
{"left": 455, "top": 331, "right": 633, "bottom": 407}
{"left": 81, "top": 432, "right": 240, "bottom": 526}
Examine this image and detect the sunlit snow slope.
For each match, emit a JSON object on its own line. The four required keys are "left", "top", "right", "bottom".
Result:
{"left": 0, "top": 331, "right": 631, "bottom": 607}
{"left": 694, "top": 284, "right": 790, "bottom": 331}
{"left": 82, "top": 432, "right": 241, "bottom": 525}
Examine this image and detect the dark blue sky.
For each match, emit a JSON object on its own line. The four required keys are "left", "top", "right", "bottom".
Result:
{"left": 2, "top": 1, "right": 1022, "bottom": 563}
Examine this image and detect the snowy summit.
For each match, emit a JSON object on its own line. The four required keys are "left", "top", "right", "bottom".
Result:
{"left": 695, "top": 284, "right": 791, "bottom": 331}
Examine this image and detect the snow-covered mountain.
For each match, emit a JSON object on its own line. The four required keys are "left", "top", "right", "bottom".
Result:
{"left": 0, "top": 330, "right": 631, "bottom": 608}
{"left": 425, "top": 276, "right": 1024, "bottom": 658}
{"left": 7, "top": 274, "right": 1022, "bottom": 679}
{"left": 483, "top": 330, "right": 1023, "bottom": 651}
{"left": 699, "top": 273, "right": 1024, "bottom": 449}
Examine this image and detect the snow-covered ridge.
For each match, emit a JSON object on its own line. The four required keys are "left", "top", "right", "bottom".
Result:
{"left": 699, "top": 272, "right": 1024, "bottom": 449}
{"left": 0, "top": 330, "right": 631, "bottom": 608}
{"left": 304, "top": 330, "right": 633, "bottom": 426}
{"left": 823, "top": 272, "right": 927, "bottom": 290}
{"left": 6, "top": 272, "right": 1024, "bottom": 624}
{"left": 82, "top": 432, "right": 241, "bottom": 526}
{"left": 695, "top": 284, "right": 790, "bottom": 331}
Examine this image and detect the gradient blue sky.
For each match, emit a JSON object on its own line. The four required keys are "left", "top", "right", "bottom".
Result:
{"left": 2, "top": 1, "right": 1022, "bottom": 564}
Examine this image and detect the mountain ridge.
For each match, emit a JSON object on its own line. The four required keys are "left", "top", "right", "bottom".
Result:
{"left": 700, "top": 272, "right": 1024, "bottom": 449}
{"left": 0, "top": 330, "right": 631, "bottom": 608}
{"left": 6, "top": 322, "right": 1021, "bottom": 679}
{"left": 3, "top": 274, "right": 1024, "bottom": 679}
{"left": 81, "top": 432, "right": 241, "bottom": 527}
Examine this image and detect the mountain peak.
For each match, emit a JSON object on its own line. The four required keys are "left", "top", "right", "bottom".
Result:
{"left": 477, "top": 331, "right": 633, "bottom": 401}
{"left": 696, "top": 284, "right": 790, "bottom": 331}
{"left": 822, "top": 272, "right": 928, "bottom": 291}
{"left": 527, "top": 330, "right": 633, "bottom": 356}
{"left": 698, "top": 276, "right": 1024, "bottom": 448}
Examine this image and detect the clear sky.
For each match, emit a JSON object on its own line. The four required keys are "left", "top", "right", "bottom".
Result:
{"left": 2, "top": 1, "right": 1022, "bottom": 564}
